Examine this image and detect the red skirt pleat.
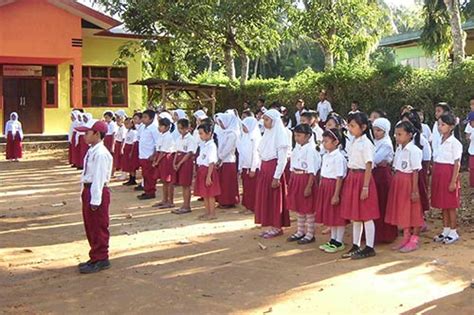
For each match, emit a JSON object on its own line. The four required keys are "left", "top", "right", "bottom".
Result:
{"left": 340, "top": 170, "right": 380, "bottom": 221}
{"left": 216, "top": 162, "right": 240, "bottom": 206}
{"left": 121, "top": 143, "right": 135, "bottom": 172}
{"left": 77, "top": 135, "right": 89, "bottom": 168}
{"left": 372, "top": 166, "right": 398, "bottom": 243}
{"left": 284, "top": 160, "right": 291, "bottom": 183}
{"left": 68, "top": 131, "right": 76, "bottom": 165}
{"left": 431, "top": 162, "right": 460, "bottom": 209}
{"left": 156, "top": 152, "right": 175, "bottom": 183}
{"left": 241, "top": 168, "right": 258, "bottom": 211}
{"left": 469, "top": 155, "right": 474, "bottom": 188}
{"left": 172, "top": 152, "right": 195, "bottom": 187}
{"left": 385, "top": 172, "right": 424, "bottom": 228}
{"left": 6, "top": 132, "right": 22, "bottom": 160}
{"left": 418, "top": 161, "right": 430, "bottom": 212}
{"left": 287, "top": 173, "right": 314, "bottom": 214}
{"left": 113, "top": 141, "right": 123, "bottom": 171}
{"left": 254, "top": 159, "right": 290, "bottom": 228}
{"left": 315, "top": 177, "right": 348, "bottom": 226}
{"left": 194, "top": 165, "right": 221, "bottom": 197}
{"left": 103, "top": 135, "right": 114, "bottom": 153}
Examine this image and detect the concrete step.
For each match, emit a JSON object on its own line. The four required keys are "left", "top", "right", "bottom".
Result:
{"left": 0, "top": 134, "right": 67, "bottom": 144}
{"left": 0, "top": 140, "right": 68, "bottom": 153}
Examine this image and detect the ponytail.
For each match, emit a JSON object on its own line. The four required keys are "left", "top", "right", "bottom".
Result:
{"left": 348, "top": 112, "right": 374, "bottom": 144}
{"left": 401, "top": 109, "right": 423, "bottom": 150}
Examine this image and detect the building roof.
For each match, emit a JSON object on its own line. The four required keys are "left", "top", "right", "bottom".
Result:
{"left": 380, "top": 20, "right": 474, "bottom": 48}
{"left": 132, "top": 79, "right": 226, "bottom": 91}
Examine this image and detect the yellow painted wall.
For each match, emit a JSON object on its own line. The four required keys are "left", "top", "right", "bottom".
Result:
{"left": 43, "top": 36, "right": 143, "bottom": 134}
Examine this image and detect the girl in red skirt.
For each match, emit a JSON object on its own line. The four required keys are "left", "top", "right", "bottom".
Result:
{"left": 193, "top": 109, "right": 208, "bottom": 145}
{"left": 152, "top": 116, "right": 176, "bottom": 209}
{"left": 77, "top": 113, "right": 92, "bottom": 169}
{"left": 340, "top": 112, "right": 380, "bottom": 260}
{"left": 316, "top": 128, "right": 348, "bottom": 253}
{"left": 113, "top": 110, "right": 127, "bottom": 178}
{"left": 385, "top": 121, "right": 424, "bottom": 252}
{"left": 372, "top": 118, "right": 398, "bottom": 244}
{"left": 4, "top": 112, "right": 23, "bottom": 161}
{"left": 255, "top": 109, "right": 292, "bottom": 239}
{"left": 194, "top": 123, "right": 221, "bottom": 220}
{"left": 286, "top": 124, "right": 321, "bottom": 245}
{"left": 215, "top": 112, "right": 240, "bottom": 208}
{"left": 172, "top": 118, "right": 198, "bottom": 215}
{"left": 68, "top": 110, "right": 81, "bottom": 166}
{"left": 237, "top": 116, "right": 262, "bottom": 214}
{"left": 103, "top": 110, "right": 117, "bottom": 154}
{"left": 121, "top": 118, "right": 139, "bottom": 186}
{"left": 466, "top": 112, "right": 474, "bottom": 187}
{"left": 432, "top": 113, "right": 463, "bottom": 245}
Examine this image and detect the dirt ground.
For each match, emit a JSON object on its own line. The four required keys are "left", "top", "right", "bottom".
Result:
{"left": 1, "top": 149, "right": 473, "bottom": 315}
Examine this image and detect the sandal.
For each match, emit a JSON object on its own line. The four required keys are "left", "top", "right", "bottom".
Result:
{"left": 171, "top": 208, "right": 192, "bottom": 215}
{"left": 157, "top": 203, "right": 175, "bottom": 209}
{"left": 351, "top": 246, "right": 376, "bottom": 260}
{"left": 152, "top": 201, "right": 166, "bottom": 208}
{"left": 287, "top": 233, "right": 305, "bottom": 242}
{"left": 324, "top": 243, "right": 346, "bottom": 253}
{"left": 319, "top": 241, "right": 333, "bottom": 251}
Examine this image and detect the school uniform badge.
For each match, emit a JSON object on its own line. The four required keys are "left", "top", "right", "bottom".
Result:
{"left": 402, "top": 161, "right": 408, "bottom": 169}
{"left": 301, "top": 161, "right": 308, "bottom": 169}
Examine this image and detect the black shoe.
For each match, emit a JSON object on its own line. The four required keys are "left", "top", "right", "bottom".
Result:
{"left": 297, "top": 236, "right": 315, "bottom": 245}
{"left": 351, "top": 246, "right": 376, "bottom": 260}
{"left": 137, "top": 193, "right": 155, "bottom": 200}
{"left": 134, "top": 185, "right": 144, "bottom": 191}
{"left": 79, "top": 259, "right": 111, "bottom": 274}
{"left": 123, "top": 180, "right": 137, "bottom": 186}
{"left": 341, "top": 244, "right": 360, "bottom": 259}
{"left": 287, "top": 233, "right": 305, "bottom": 242}
{"left": 78, "top": 260, "right": 92, "bottom": 269}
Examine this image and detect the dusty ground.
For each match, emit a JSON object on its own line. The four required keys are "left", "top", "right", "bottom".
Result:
{"left": 1, "top": 149, "right": 473, "bottom": 315}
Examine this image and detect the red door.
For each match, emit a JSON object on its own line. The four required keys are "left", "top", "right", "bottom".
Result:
{"left": 3, "top": 78, "right": 43, "bottom": 134}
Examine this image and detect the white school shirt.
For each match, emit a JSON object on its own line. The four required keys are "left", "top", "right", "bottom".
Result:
{"left": 138, "top": 124, "right": 161, "bottom": 159}
{"left": 124, "top": 129, "right": 138, "bottom": 145}
{"left": 290, "top": 142, "right": 320, "bottom": 175}
{"left": 347, "top": 134, "right": 375, "bottom": 170}
{"left": 422, "top": 123, "right": 432, "bottom": 142}
{"left": 217, "top": 132, "right": 237, "bottom": 163}
{"left": 106, "top": 121, "right": 118, "bottom": 136}
{"left": 317, "top": 100, "right": 333, "bottom": 122}
{"left": 431, "top": 121, "right": 441, "bottom": 152}
{"left": 419, "top": 135, "right": 432, "bottom": 162}
{"left": 321, "top": 149, "right": 347, "bottom": 179}
{"left": 156, "top": 131, "right": 176, "bottom": 153}
{"left": 433, "top": 134, "right": 463, "bottom": 164}
{"left": 192, "top": 128, "right": 202, "bottom": 145}
{"left": 176, "top": 133, "right": 198, "bottom": 154}
{"left": 196, "top": 140, "right": 218, "bottom": 166}
{"left": 136, "top": 123, "right": 145, "bottom": 140}
{"left": 238, "top": 136, "right": 261, "bottom": 172}
{"left": 115, "top": 124, "right": 127, "bottom": 142}
{"left": 374, "top": 139, "right": 394, "bottom": 165}
{"left": 393, "top": 142, "right": 422, "bottom": 173}
{"left": 466, "top": 124, "right": 474, "bottom": 155}
{"left": 294, "top": 109, "right": 307, "bottom": 126}
{"left": 81, "top": 142, "right": 113, "bottom": 206}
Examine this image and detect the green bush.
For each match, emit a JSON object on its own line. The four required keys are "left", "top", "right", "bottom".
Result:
{"left": 207, "top": 61, "right": 474, "bottom": 125}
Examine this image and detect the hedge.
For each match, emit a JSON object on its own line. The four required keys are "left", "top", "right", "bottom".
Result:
{"left": 199, "top": 61, "right": 474, "bottom": 126}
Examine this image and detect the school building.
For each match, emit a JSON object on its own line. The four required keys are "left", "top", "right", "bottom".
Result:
{"left": 0, "top": 0, "right": 144, "bottom": 135}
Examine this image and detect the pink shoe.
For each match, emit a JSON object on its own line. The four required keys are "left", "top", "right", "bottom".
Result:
{"left": 399, "top": 236, "right": 419, "bottom": 253}
{"left": 392, "top": 235, "right": 411, "bottom": 250}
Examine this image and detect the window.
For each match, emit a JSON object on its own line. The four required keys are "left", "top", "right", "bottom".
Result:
{"left": 42, "top": 66, "right": 57, "bottom": 108}
{"left": 72, "top": 66, "right": 128, "bottom": 107}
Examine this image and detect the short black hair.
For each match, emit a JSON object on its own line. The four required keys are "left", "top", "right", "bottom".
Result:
{"left": 352, "top": 100, "right": 359, "bottom": 106}
{"left": 301, "top": 110, "right": 319, "bottom": 119}
{"left": 257, "top": 98, "right": 265, "bottom": 103}
{"left": 178, "top": 118, "right": 190, "bottom": 129}
{"left": 143, "top": 109, "right": 156, "bottom": 120}
{"left": 133, "top": 112, "right": 143, "bottom": 119}
{"left": 293, "top": 123, "right": 313, "bottom": 135}
{"left": 98, "top": 131, "right": 106, "bottom": 139}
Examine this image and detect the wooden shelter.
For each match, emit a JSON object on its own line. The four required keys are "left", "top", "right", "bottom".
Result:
{"left": 132, "top": 78, "right": 225, "bottom": 115}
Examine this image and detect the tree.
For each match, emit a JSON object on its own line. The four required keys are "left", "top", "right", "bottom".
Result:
{"left": 292, "top": 0, "right": 390, "bottom": 71}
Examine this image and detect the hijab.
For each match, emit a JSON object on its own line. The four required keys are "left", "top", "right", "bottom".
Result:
{"left": 258, "top": 109, "right": 291, "bottom": 160}
{"left": 5, "top": 112, "right": 23, "bottom": 139}
{"left": 237, "top": 117, "right": 262, "bottom": 167}
{"left": 217, "top": 112, "right": 240, "bottom": 137}
{"left": 173, "top": 109, "right": 187, "bottom": 121}
{"left": 373, "top": 117, "right": 393, "bottom": 151}
{"left": 193, "top": 110, "right": 207, "bottom": 120}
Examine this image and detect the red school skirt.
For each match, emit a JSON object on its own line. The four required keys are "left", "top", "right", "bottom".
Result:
{"left": 373, "top": 166, "right": 398, "bottom": 243}
{"left": 68, "top": 131, "right": 76, "bottom": 165}
{"left": 385, "top": 172, "right": 423, "bottom": 228}
{"left": 103, "top": 135, "right": 114, "bottom": 153}
{"left": 172, "top": 152, "right": 195, "bottom": 187}
{"left": 77, "top": 135, "right": 89, "bottom": 168}
{"left": 340, "top": 170, "right": 380, "bottom": 221}
{"left": 431, "top": 162, "right": 460, "bottom": 209}
{"left": 217, "top": 162, "right": 240, "bottom": 206}
{"left": 113, "top": 141, "right": 123, "bottom": 171}
{"left": 194, "top": 165, "right": 221, "bottom": 197}
{"left": 418, "top": 161, "right": 430, "bottom": 212}
{"left": 6, "top": 132, "right": 22, "bottom": 160}
{"left": 155, "top": 152, "right": 175, "bottom": 183}
{"left": 121, "top": 143, "right": 139, "bottom": 172}
{"left": 469, "top": 155, "right": 474, "bottom": 188}
{"left": 287, "top": 172, "right": 314, "bottom": 214}
{"left": 315, "top": 177, "right": 348, "bottom": 227}
{"left": 241, "top": 168, "right": 258, "bottom": 212}
{"left": 254, "top": 159, "right": 290, "bottom": 228}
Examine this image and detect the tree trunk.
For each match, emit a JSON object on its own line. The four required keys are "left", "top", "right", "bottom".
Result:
{"left": 234, "top": 44, "right": 249, "bottom": 86}
{"left": 444, "top": 0, "right": 465, "bottom": 65}
{"left": 318, "top": 43, "right": 334, "bottom": 71}
{"left": 252, "top": 57, "right": 259, "bottom": 78}
{"left": 207, "top": 54, "right": 213, "bottom": 74}
{"left": 223, "top": 44, "right": 236, "bottom": 80}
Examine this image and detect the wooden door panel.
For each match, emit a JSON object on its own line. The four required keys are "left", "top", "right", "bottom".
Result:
{"left": 21, "top": 79, "right": 42, "bottom": 133}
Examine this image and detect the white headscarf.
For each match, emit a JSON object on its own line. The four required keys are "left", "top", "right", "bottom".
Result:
{"left": 193, "top": 110, "right": 207, "bottom": 120}
{"left": 5, "top": 112, "right": 23, "bottom": 139}
{"left": 217, "top": 112, "right": 240, "bottom": 137}
{"left": 373, "top": 117, "right": 393, "bottom": 150}
{"left": 237, "top": 117, "right": 262, "bottom": 169}
{"left": 258, "top": 109, "right": 291, "bottom": 160}
{"left": 173, "top": 109, "right": 187, "bottom": 121}
{"left": 83, "top": 113, "right": 93, "bottom": 124}
{"left": 159, "top": 111, "right": 173, "bottom": 123}
{"left": 69, "top": 110, "right": 81, "bottom": 142}
{"left": 115, "top": 109, "right": 127, "bottom": 119}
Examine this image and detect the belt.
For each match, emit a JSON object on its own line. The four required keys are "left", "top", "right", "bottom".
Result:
{"left": 349, "top": 168, "right": 365, "bottom": 173}
{"left": 292, "top": 170, "right": 308, "bottom": 175}
{"left": 83, "top": 183, "right": 108, "bottom": 188}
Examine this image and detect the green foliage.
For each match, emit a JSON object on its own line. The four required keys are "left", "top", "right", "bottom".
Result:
{"left": 207, "top": 60, "right": 474, "bottom": 124}
{"left": 421, "top": 0, "right": 452, "bottom": 58}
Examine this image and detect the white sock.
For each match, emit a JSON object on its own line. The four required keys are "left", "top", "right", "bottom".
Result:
{"left": 296, "top": 214, "right": 306, "bottom": 237}
{"left": 305, "top": 214, "right": 315, "bottom": 239}
{"left": 352, "top": 221, "right": 363, "bottom": 247}
{"left": 448, "top": 229, "right": 458, "bottom": 238}
{"left": 336, "top": 226, "right": 345, "bottom": 243}
{"left": 442, "top": 227, "right": 451, "bottom": 236}
{"left": 364, "top": 220, "right": 375, "bottom": 248}
{"left": 330, "top": 227, "right": 337, "bottom": 240}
